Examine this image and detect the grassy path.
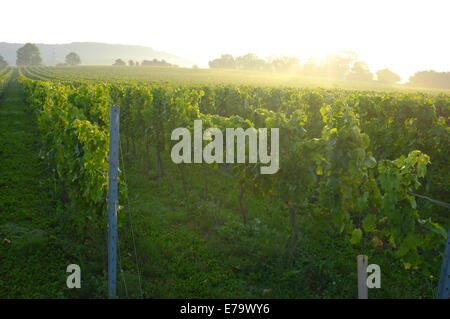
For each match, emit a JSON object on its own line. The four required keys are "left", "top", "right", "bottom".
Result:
{"left": 0, "top": 74, "right": 76, "bottom": 298}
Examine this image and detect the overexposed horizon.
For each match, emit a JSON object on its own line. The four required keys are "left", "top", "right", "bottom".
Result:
{"left": 1, "top": 0, "right": 449, "bottom": 80}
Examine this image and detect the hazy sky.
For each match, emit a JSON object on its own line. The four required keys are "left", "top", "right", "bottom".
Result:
{"left": 1, "top": 0, "right": 449, "bottom": 80}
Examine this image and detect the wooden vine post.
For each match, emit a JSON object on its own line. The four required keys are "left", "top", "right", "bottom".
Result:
{"left": 436, "top": 227, "right": 450, "bottom": 299}
{"left": 357, "top": 255, "right": 368, "bottom": 299}
{"left": 108, "top": 105, "right": 120, "bottom": 298}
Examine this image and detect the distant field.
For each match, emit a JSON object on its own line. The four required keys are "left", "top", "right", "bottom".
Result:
{"left": 21, "top": 65, "right": 450, "bottom": 93}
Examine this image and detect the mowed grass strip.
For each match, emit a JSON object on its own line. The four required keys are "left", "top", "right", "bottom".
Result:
{"left": 0, "top": 77, "right": 80, "bottom": 298}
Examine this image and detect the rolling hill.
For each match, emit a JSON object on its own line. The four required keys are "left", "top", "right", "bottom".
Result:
{"left": 0, "top": 42, "right": 193, "bottom": 66}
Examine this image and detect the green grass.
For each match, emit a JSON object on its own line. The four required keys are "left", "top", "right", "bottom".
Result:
{"left": 0, "top": 76, "right": 106, "bottom": 298}
{"left": 115, "top": 147, "right": 438, "bottom": 298}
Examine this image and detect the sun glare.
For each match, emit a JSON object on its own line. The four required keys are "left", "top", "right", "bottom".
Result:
{"left": 0, "top": 0, "right": 448, "bottom": 80}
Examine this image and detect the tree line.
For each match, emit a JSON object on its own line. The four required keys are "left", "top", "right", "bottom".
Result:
{"left": 1, "top": 43, "right": 82, "bottom": 66}
{"left": 112, "top": 58, "right": 178, "bottom": 67}
{"left": 209, "top": 51, "right": 450, "bottom": 88}
{"left": 1, "top": 43, "right": 448, "bottom": 89}
{"left": 408, "top": 71, "right": 450, "bottom": 90}
{"left": 2, "top": 43, "right": 178, "bottom": 68}
{"left": 209, "top": 51, "right": 399, "bottom": 83}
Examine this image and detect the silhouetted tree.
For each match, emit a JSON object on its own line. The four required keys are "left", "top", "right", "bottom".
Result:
{"left": 208, "top": 54, "right": 236, "bottom": 69}
{"left": 408, "top": 71, "right": 450, "bottom": 89}
{"left": 16, "top": 43, "right": 42, "bottom": 66}
{"left": 346, "top": 61, "right": 373, "bottom": 81}
{"left": 65, "top": 52, "right": 81, "bottom": 66}
{"left": 113, "top": 58, "right": 126, "bottom": 66}
{"left": 302, "top": 58, "right": 322, "bottom": 76}
{"left": 323, "top": 51, "right": 358, "bottom": 79}
{"left": 141, "top": 59, "right": 174, "bottom": 67}
{"left": 0, "top": 55, "right": 7, "bottom": 67}
{"left": 128, "top": 60, "right": 135, "bottom": 66}
{"left": 235, "top": 53, "right": 267, "bottom": 71}
{"left": 376, "top": 68, "right": 401, "bottom": 84}
{"left": 268, "top": 55, "right": 301, "bottom": 73}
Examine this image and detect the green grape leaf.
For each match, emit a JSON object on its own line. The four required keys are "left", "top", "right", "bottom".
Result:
{"left": 350, "top": 228, "right": 363, "bottom": 245}
{"left": 362, "top": 213, "right": 377, "bottom": 233}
